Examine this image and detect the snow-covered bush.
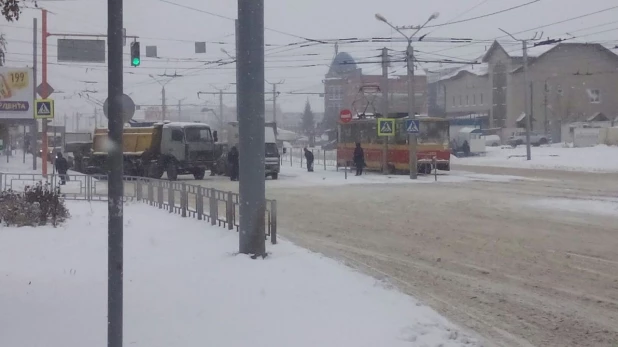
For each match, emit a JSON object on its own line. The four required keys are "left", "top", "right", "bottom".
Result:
{"left": 0, "top": 183, "right": 70, "bottom": 227}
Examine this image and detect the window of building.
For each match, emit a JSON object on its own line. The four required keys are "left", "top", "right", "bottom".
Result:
{"left": 466, "top": 95, "right": 469, "bottom": 106}
{"left": 473, "top": 94, "right": 476, "bottom": 106}
{"left": 453, "top": 96, "right": 456, "bottom": 107}
{"left": 459, "top": 95, "right": 462, "bottom": 106}
{"left": 588, "top": 89, "right": 601, "bottom": 103}
{"left": 480, "top": 93, "right": 484, "bottom": 105}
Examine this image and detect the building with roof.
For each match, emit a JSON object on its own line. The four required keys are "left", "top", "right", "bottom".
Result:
{"left": 429, "top": 41, "right": 618, "bottom": 141}
{"left": 323, "top": 52, "right": 427, "bottom": 130}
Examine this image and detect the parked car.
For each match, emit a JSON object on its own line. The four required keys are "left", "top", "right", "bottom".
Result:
{"left": 507, "top": 132, "right": 549, "bottom": 147}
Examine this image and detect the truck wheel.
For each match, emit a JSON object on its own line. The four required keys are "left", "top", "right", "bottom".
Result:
{"left": 193, "top": 168, "right": 206, "bottom": 180}
{"left": 271, "top": 173, "right": 279, "bottom": 180}
{"left": 166, "top": 163, "right": 178, "bottom": 181}
{"left": 147, "top": 164, "right": 164, "bottom": 179}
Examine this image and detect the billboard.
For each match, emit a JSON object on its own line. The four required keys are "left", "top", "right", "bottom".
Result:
{"left": 0, "top": 67, "right": 34, "bottom": 119}
{"left": 57, "top": 39, "right": 106, "bottom": 63}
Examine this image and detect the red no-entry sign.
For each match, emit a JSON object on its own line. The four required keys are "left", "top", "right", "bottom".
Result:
{"left": 339, "top": 109, "right": 352, "bottom": 123}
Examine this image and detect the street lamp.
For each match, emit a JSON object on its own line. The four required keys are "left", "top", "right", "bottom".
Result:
{"left": 149, "top": 74, "right": 174, "bottom": 121}
{"left": 375, "top": 12, "right": 439, "bottom": 179}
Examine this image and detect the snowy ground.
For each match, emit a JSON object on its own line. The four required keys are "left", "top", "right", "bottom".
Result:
{"left": 0, "top": 201, "right": 479, "bottom": 347}
{"left": 453, "top": 144, "right": 618, "bottom": 173}
{"left": 528, "top": 196, "right": 618, "bottom": 217}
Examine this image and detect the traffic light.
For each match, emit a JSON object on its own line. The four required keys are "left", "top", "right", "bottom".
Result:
{"left": 130, "top": 42, "right": 140, "bottom": 67}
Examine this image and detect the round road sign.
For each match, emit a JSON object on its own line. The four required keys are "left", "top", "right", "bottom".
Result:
{"left": 339, "top": 109, "right": 353, "bottom": 123}
{"left": 103, "top": 94, "right": 136, "bottom": 124}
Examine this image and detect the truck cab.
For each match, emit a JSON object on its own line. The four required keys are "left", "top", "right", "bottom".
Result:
{"left": 147, "top": 122, "right": 217, "bottom": 180}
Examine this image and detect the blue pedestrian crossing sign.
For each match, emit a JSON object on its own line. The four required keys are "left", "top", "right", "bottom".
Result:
{"left": 405, "top": 119, "right": 420, "bottom": 134}
{"left": 35, "top": 99, "right": 54, "bottom": 119}
{"left": 377, "top": 118, "right": 395, "bottom": 137}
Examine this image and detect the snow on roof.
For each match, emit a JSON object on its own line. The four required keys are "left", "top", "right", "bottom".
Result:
{"left": 437, "top": 63, "right": 488, "bottom": 82}
{"left": 161, "top": 122, "right": 211, "bottom": 128}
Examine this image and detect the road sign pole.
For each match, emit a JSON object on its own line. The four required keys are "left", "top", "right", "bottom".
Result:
{"left": 107, "top": 0, "right": 124, "bottom": 345}
{"left": 407, "top": 42, "right": 418, "bottom": 179}
{"left": 32, "top": 17, "right": 38, "bottom": 171}
{"left": 41, "top": 9, "right": 48, "bottom": 176}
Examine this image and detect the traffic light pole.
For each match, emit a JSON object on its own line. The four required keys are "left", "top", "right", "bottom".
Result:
{"left": 107, "top": 0, "right": 124, "bottom": 345}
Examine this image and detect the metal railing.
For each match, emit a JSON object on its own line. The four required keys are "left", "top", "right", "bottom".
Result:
{"left": 282, "top": 147, "right": 338, "bottom": 169}
{"left": 0, "top": 172, "right": 277, "bottom": 244}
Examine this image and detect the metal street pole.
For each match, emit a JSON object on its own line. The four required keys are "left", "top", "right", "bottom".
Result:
{"left": 178, "top": 99, "right": 182, "bottom": 121}
{"left": 518, "top": 46, "right": 532, "bottom": 160}
{"left": 219, "top": 90, "right": 224, "bottom": 125}
{"left": 41, "top": 9, "right": 48, "bottom": 176}
{"left": 161, "top": 86, "right": 166, "bottom": 121}
{"left": 407, "top": 42, "right": 418, "bottom": 179}
{"left": 501, "top": 28, "right": 538, "bottom": 161}
{"left": 237, "top": 0, "right": 266, "bottom": 256}
{"left": 32, "top": 17, "right": 38, "bottom": 171}
{"left": 375, "top": 12, "right": 439, "bottom": 179}
{"left": 107, "top": 0, "right": 124, "bottom": 345}
{"left": 380, "top": 47, "right": 389, "bottom": 174}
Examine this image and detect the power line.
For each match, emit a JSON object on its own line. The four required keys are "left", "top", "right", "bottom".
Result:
{"left": 424, "top": 0, "right": 541, "bottom": 29}
{"left": 425, "top": 4, "right": 618, "bottom": 56}
{"left": 156, "top": 0, "right": 325, "bottom": 43}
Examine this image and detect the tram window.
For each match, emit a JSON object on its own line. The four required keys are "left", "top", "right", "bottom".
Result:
{"left": 394, "top": 122, "right": 408, "bottom": 145}
{"left": 419, "top": 121, "right": 449, "bottom": 145}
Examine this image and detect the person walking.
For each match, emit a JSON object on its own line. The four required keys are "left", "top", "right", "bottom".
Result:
{"left": 304, "top": 147, "right": 314, "bottom": 172}
{"left": 228, "top": 146, "right": 239, "bottom": 181}
{"left": 55, "top": 152, "right": 69, "bottom": 185}
{"left": 353, "top": 142, "right": 365, "bottom": 176}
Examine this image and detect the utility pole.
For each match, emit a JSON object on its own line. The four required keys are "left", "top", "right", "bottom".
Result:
{"left": 31, "top": 17, "right": 37, "bottom": 170}
{"left": 500, "top": 29, "right": 541, "bottom": 161}
{"left": 375, "top": 12, "right": 439, "bottom": 179}
{"left": 161, "top": 87, "right": 166, "bottom": 121}
{"left": 210, "top": 85, "right": 229, "bottom": 125}
{"left": 198, "top": 87, "right": 232, "bottom": 128}
{"left": 178, "top": 99, "right": 182, "bottom": 121}
{"left": 266, "top": 80, "right": 284, "bottom": 123}
{"left": 107, "top": 0, "right": 124, "bottom": 346}
{"left": 237, "top": 0, "right": 266, "bottom": 256}
{"left": 544, "top": 80, "right": 549, "bottom": 136}
{"left": 380, "top": 47, "right": 389, "bottom": 174}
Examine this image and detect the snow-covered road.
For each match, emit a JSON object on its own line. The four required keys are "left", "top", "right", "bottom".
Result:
{"left": 199, "top": 166, "right": 618, "bottom": 347}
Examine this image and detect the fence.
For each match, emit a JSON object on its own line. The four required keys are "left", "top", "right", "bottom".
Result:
{"left": 0, "top": 172, "right": 277, "bottom": 244}
{"left": 282, "top": 147, "right": 338, "bottom": 170}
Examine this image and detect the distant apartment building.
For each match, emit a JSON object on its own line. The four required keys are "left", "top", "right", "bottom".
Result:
{"left": 429, "top": 41, "right": 618, "bottom": 140}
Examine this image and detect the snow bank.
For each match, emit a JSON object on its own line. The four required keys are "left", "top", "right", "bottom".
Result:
{"left": 0, "top": 201, "right": 478, "bottom": 347}
{"left": 453, "top": 144, "right": 618, "bottom": 173}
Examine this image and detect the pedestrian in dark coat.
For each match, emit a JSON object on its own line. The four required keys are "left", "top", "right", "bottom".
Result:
{"left": 55, "top": 152, "right": 69, "bottom": 185}
{"left": 304, "top": 147, "right": 314, "bottom": 172}
{"left": 353, "top": 142, "right": 365, "bottom": 176}
{"left": 228, "top": 146, "right": 239, "bottom": 181}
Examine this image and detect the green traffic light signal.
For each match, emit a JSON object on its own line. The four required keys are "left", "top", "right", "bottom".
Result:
{"left": 130, "top": 41, "right": 141, "bottom": 67}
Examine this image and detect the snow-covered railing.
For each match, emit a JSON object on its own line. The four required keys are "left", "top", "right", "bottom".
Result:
{"left": 0, "top": 172, "right": 277, "bottom": 244}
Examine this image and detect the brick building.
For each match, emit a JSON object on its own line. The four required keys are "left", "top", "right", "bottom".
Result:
{"left": 323, "top": 52, "right": 427, "bottom": 130}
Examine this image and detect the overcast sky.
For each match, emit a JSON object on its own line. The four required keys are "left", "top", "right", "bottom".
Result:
{"left": 1, "top": 0, "right": 617, "bottom": 118}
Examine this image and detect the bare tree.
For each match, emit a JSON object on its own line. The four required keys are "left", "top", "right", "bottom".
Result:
{"left": 1, "top": 0, "right": 26, "bottom": 21}
{"left": 0, "top": 33, "right": 6, "bottom": 66}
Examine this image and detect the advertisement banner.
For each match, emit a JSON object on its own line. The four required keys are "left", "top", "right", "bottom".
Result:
{"left": 0, "top": 67, "right": 34, "bottom": 119}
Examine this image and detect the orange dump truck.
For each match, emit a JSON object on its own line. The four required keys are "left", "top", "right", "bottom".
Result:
{"left": 85, "top": 122, "right": 218, "bottom": 180}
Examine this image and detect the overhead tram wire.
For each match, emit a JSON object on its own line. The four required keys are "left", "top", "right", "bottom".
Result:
{"left": 425, "top": 4, "right": 618, "bottom": 56}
